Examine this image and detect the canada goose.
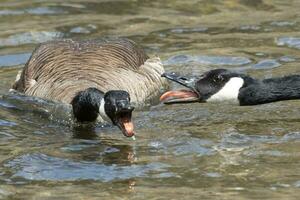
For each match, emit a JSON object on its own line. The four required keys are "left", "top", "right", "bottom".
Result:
{"left": 11, "top": 38, "right": 167, "bottom": 137}
{"left": 160, "top": 68, "right": 300, "bottom": 105}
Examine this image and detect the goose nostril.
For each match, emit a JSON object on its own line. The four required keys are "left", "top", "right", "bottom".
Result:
{"left": 127, "top": 106, "right": 135, "bottom": 112}
{"left": 116, "top": 100, "right": 134, "bottom": 112}
{"left": 118, "top": 102, "right": 125, "bottom": 107}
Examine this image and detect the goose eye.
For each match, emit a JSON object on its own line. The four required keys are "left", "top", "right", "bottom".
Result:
{"left": 217, "top": 75, "right": 224, "bottom": 81}
{"left": 213, "top": 75, "right": 223, "bottom": 82}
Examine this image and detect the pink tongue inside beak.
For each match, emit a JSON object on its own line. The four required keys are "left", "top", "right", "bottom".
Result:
{"left": 160, "top": 90, "right": 198, "bottom": 102}
{"left": 120, "top": 117, "right": 134, "bottom": 137}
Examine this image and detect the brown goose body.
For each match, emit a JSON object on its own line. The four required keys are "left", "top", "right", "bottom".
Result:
{"left": 12, "top": 38, "right": 167, "bottom": 106}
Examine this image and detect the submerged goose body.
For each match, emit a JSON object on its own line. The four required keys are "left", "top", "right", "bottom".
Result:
{"left": 12, "top": 38, "right": 167, "bottom": 137}
{"left": 160, "top": 69, "right": 300, "bottom": 106}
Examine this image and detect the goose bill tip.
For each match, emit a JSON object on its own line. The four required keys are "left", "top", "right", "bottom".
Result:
{"left": 117, "top": 117, "right": 135, "bottom": 137}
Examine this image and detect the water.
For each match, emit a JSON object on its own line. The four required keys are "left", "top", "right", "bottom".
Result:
{"left": 1, "top": 0, "right": 300, "bottom": 199}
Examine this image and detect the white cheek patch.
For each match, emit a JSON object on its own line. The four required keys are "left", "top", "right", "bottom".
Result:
{"left": 207, "top": 77, "right": 244, "bottom": 103}
{"left": 98, "top": 98, "right": 111, "bottom": 123}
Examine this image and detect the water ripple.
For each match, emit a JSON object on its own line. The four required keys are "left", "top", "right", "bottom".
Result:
{"left": 0, "top": 31, "right": 63, "bottom": 47}
{"left": 0, "top": 53, "right": 31, "bottom": 67}
{"left": 270, "top": 21, "right": 296, "bottom": 27}
{"left": 70, "top": 24, "right": 97, "bottom": 34}
{"left": 276, "top": 37, "right": 300, "bottom": 50}
{"left": 0, "top": 99, "right": 16, "bottom": 109}
{"left": 239, "top": 25, "right": 261, "bottom": 31}
{"left": 61, "top": 141, "right": 101, "bottom": 152}
{"left": 169, "top": 27, "right": 208, "bottom": 34}
{"left": 281, "top": 132, "right": 300, "bottom": 142}
{"left": 150, "top": 137, "right": 214, "bottom": 157}
{"left": 0, "top": 119, "right": 16, "bottom": 127}
{"left": 164, "top": 55, "right": 251, "bottom": 66}
{"left": 252, "top": 59, "right": 281, "bottom": 69}
{"left": 294, "top": 180, "right": 300, "bottom": 188}
{"left": 5, "top": 153, "right": 174, "bottom": 181}
{"left": 279, "top": 56, "right": 296, "bottom": 63}
{"left": 26, "top": 7, "right": 64, "bottom": 15}
{"left": 0, "top": 7, "right": 64, "bottom": 16}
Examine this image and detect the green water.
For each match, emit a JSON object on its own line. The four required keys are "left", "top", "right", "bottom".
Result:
{"left": 0, "top": 0, "right": 300, "bottom": 199}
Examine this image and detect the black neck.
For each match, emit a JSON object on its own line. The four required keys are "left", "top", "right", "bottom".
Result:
{"left": 239, "top": 75, "right": 300, "bottom": 105}
{"left": 71, "top": 88, "right": 104, "bottom": 122}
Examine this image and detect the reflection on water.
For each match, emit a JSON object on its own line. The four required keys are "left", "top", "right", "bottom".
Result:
{"left": 1, "top": 0, "right": 300, "bottom": 199}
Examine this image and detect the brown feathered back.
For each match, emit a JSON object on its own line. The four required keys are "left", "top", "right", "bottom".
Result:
{"left": 12, "top": 38, "right": 167, "bottom": 106}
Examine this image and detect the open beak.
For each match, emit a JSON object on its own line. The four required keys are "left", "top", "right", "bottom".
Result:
{"left": 115, "top": 106, "right": 135, "bottom": 137}
{"left": 160, "top": 72, "right": 201, "bottom": 104}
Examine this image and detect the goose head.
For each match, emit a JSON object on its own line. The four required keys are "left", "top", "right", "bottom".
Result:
{"left": 71, "top": 88, "right": 135, "bottom": 137}
{"left": 103, "top": 90, "right": 135, "bottom": 137}
{"left": 160, "top": 69, "right": 254, "bottom": 104}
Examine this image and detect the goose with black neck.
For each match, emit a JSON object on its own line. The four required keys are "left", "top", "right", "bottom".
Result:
{"left": 160, "top": 69, "right": 300, "bottom": 106}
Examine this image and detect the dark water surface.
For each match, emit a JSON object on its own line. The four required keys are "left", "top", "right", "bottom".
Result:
{"left": 1, "top": 0, "right": 300, "bottom": 199}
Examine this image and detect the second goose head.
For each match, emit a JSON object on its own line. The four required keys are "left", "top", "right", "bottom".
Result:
{"left": 71, "top": 88, "right": 135, "bottom": 137}
{"left": 161, "top": 68, "right": 300, "bottom": 106}
{"left": 160, "top": 69, "right": 254, "bottom": 104}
